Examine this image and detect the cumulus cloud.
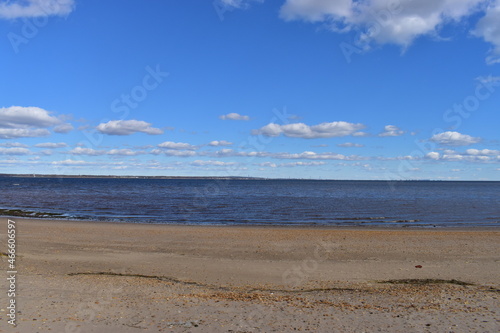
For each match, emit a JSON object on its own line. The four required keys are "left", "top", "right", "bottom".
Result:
{"left": 337, "top": 142, "right": 364, "bottom": 147}
{"left": 54, "top": 123, "right": 74, "bottom": 133}
{"left": 0, "top": 147, "right": 30, "bottom": 155}
{"left": 0, "top": 0, "right": 75, "bottom": 19}
{"left": 465, "top": 148, "right": 500, "bottom": 155}
{"left": 68, "top": 147, "right": 146, "bottom": 156}
{"left": 257, "top": 161, "right": 326, "bottom": 167}
{"left": 0, "top": 128, "right": 50, "bottom": 139}
{"left": 69, "top": 147, "right": 105, "bottom": 156}
{"left": 51, "top": 159, "right": 95, "bottom": 166}
{"left": 378, "top": 125, "right": 404, "bottom": 137}
{"left": 191, "top": 160, "right": 236, "bottom": 166}
{"left": 280, "top": 161, "right": 326, "bottom": 167}
{"left": 0, "top": 106, "right": 71, "bottom": 138}
{"left": 0, "top": 142, "right": 28, "bottom": 147}
{"left": 280, "top": 0, "right": 488, "bottom": 50}
{"left": 158, "top": 141, "right": 197, "bottom": 150}
{"left": 425, "top": 148, "right": 500, "bottom": 162}
{"left": 0, "top": 106, "right": 60, "bottom": 127}
{"left": 257, "top": 162, "right": 277, "bottom": 168}
{"left": 219, "top": 113, "right": 250, "bottom": 121}
{"left": 208, "top": 140, "right": 233, "bottom": 146}
{"left": 426, "top": 152, "right": 440, "bottom": 160}
{"left": 107, "top": 149, "right": 144, "bottom": 156}
{"left": 253, "top": 121, "right": 365, "bottom": 138}
{"left": 273, "top": 150, "right": 362, "bottom": 160}
{"left": 163, "top": 150, "right": 197, "bottom": 157}
{"left": 96, "top": 120, "right": 163, "bottom": 136}
{"left": 429, "top": 131, "right": 481, "bottom": 146}
{"left": 34, "top": 142, "right": 68, "bottom": 148}
{"left": 472, "top": 2, "right": 500, "bottom": 64}
{"left": 202, "top": 148, "right": 364, "bottom": 160}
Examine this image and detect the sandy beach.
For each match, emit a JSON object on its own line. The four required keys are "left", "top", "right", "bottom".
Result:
{"left": 1, "top": 218, "right": 499, "bottom": 332}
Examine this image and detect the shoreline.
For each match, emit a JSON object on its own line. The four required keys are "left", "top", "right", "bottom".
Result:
{"left": 2, "top": 215, "right": 500, "bottom": 231}
{"left": 3, "top": 217, "right": 499, "bottom": 332}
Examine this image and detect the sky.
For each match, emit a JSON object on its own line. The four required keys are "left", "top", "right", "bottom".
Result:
{"left": 0, "top": 0, "right": 499, "bottom": 180}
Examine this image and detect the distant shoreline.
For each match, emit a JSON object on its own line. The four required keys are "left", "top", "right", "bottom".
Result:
{"left": 0, "top": 173, "right": 264, "bottom": 180}
{"left": 0, "top": 173, "right": 496, "bottom": 181}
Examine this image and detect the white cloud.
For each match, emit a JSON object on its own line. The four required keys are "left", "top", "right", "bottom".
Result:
{"left": 280, "top": 161, "right": 326, "bottom": 167}
{"left": 69, "top": 147, "right": 105, "bottom": 156}
{"left": 96, "top": 120, "right": 163, "bottom": 136}
{"left": 253, "top": 121, "right": 365, "bottom": 138}
{"left": 191, "top": 160, "right": 236, "bottom": 166}
{"left": 425, "top": 148, "right": 500, "bottom": 162}
{"left": 158, "top": 141, "right": 197, "bottom": 150}
{"left": 208, "top": 140, "right": 233, "bottom": 146}
{"left": 34, "top": 142, "right": 68, "bottom": 148}
{"left": 219, "top": 113, "right": 250, "bottom": 121}
{"left": 257, "top": 162, "right": 278, "bottom": 168}
{"left": 0, "top": 106, "right": 60, "bottom": 127}
{"left": 0, "top": 0, "right": 75, "bottom": 19}
{"left": 426, "top": 152, "right": 440, "bottom": 160}
{"left": 337, "top": 142, "right": 364, "bottom": 147}
{"left": 0, "top": 128, "right": 50, "bottom": 139}
{"left": 272, "top": 150, "right": 362, "bottom": 160}
{"left": 257, "top": 161, "right": 326, "bottom": 167}
{"left": 472, "top": 2, "right": 500, "bottom": 64}
{"left": 69, "top": 147, "right": 146, "bottom": 156}
{"left": 51, "top": 159, "right": 95, "bottom": 166}
{"left": 163, "top": 150, "right": 197, "bottom": 157}
{"left": 107, "top": 149, "right": 144, "bottom": 156}
{"left": 280, "top": 0, "right": 487, "bottom": 49}
{"left": 202, "top": 148, "right": 364, "bottom": 160}
{"left": 0, "top": 142, "right": 28, "bottom": 147}
{"left": 378, "top": 125, "right": 404, "bottom": 137}
{"left": 0, "top": 147, "right": 30, "bottom": 155}
{"left": 465, "top": 148, "right": 500, "bottom": 155}
{"left": 0, "top": 106, "right": 71, "bottom": 138}
{"left": 352, "top": 131, "right": 369, "bottom": 137}
{"left": 429, "top": 131, "right": 481, "bottom": 146}
{"left": 54, "top": 123, "right": 74, "bottom": 133}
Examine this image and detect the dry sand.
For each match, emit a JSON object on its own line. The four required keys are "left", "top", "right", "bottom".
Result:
{"left": 0, "top": 218, "right": 499, "bottom": 332}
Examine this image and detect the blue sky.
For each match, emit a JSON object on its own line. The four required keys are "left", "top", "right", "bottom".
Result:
{"left": 0, "top": 0, "right": 499, "bottom": 180}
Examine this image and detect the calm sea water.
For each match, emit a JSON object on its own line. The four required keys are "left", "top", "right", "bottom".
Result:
{"left": 1, "top": 177, "right": 499, "bottom": 227}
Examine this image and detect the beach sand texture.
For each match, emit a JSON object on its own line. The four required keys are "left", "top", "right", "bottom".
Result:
{"left": 0, "top": 218, "right": 499, "bottom": 332}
